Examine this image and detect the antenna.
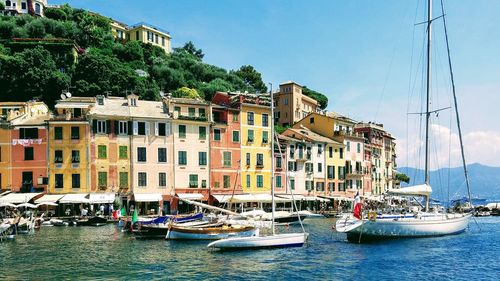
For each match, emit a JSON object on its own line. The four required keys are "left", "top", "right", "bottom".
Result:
{"left": 65, "top": 92, "right": 72, "bottom": 98}
{"left": 60, "top": 93, "right": 67, "bottom": 100}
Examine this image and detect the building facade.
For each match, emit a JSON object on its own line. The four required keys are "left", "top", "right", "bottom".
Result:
{"left": 273, "top": 81, "right": 319, "bottom": 127}
{"left": 2, "top": 0, "right": 47, "bottom": 16}
{"left": 110, "top": 20, "right": 171, "bottom": 53}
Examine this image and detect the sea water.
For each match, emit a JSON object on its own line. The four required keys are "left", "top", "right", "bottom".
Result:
{"left": 0, "top": 217, "right": 498, "bottom": 280}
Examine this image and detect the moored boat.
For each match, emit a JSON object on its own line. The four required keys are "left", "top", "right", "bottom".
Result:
{"left": 76, "top": 216, "right": 108, "bottom": 226}
{"left": 166, "top": 224, "right": 257, "bottom": 240}
{"left": 207, "top": 232, "right": 308, "bottom": 250}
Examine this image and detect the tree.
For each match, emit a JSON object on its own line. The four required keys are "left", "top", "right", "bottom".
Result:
{"left": 176, "top": 41, "right": 204, "bottom": 60}
{"left": 0, "top": 2, "right": 5, "bottom": 11}
{"left": 234, "top": 65, "right": 267, "bottom": 93}
{"left": 172, "top": 86, "right": 201, "bottom": 99}
{"left": 395, "top": 173, "right": 410, "bottom": 184}
{"left": 302, "top": 86, "right": 328, "bottom": 109}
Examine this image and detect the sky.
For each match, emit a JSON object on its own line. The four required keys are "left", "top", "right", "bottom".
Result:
{"left": 52, "top": 0, "right": 500, "bottom": 169}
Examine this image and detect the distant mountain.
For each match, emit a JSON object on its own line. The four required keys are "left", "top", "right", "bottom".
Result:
{"left": 398, "top": 163, "right": 500, "bottom": 201}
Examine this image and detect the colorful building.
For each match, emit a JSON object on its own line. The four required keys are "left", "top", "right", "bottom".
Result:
{"left": 210, "top": 92, "right": 242, "bottom": 196}
{"left": 273, "top": 81, "right": 319, "bottom": 127}
{"left": 2, "top": 0, "right": 47, "bottom": 17}
{"left": 110, "top": 20, "right": 171, "bottom": 53}
{"left": 47, "top": 97, "right": 94, "bottom": 194}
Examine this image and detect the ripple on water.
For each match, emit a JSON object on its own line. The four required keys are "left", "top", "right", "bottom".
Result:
{"left": 0, "top": 217, "right": 499, "bottom": 280}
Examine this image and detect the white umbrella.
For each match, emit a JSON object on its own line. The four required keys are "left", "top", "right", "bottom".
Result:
{"left": 16, "top": 203, "right": 37, "bottom": 209}
{"left": 0, "top": 202, "right": 16, "bottom": 208}
{"left": 36, "top": 202, "right": 58, "bottom": 207}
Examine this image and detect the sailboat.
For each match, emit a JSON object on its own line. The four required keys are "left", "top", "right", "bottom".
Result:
{"left": 207, "top": 87, "right": 309, "bottom": 250}
{"left": 335, "top": 0, "right": 472, "bottom": 242}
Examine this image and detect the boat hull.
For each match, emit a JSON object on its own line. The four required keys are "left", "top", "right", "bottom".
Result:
{"left": 166, "top": 225, "right": 257, "bottom": 240}
{"left": 207, "top": 233, "right": 309, "bottom": 250}
{"left": 336, "top": 213, "right": 471, "bottom": 243}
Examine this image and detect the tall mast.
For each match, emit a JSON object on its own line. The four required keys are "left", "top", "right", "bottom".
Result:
{"left": 424, "top": 0, "right": 433, "bottom": 211}
{"left": 270, "top": 83, "right": 275, "bottom": 235}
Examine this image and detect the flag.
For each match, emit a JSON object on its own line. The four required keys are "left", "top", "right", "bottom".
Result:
{"left": 132, "top": 209, "right": 138, "bottom": 223}
{"left": 120, "top": 207, "right": 126, "bottom": 217}
{"left": 353, "top": 191, "right": 362, "bottom": 220}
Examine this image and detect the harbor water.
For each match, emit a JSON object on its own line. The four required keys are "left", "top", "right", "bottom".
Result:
{"left": 1, "top": 217, "right": 499, "bottom": 280}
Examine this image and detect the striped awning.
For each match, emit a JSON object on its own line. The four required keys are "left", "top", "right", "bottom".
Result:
{"left": 35, "top": 194, "right": 64, "bottom": 204}
{"left": 0, "top": 192, "right": 42, "bottom": 204}
{"left": 59, "top": 193, "right": 90, "bottom": 204}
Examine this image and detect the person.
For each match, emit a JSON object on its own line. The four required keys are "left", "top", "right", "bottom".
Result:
{"left": 109, "top": 204, "right": 114, "bottom": 217}
{"left": 65, "top": 208, "right": 71, "bottom": 216}
{"left": 99, "top": 205, "right": 105, "bottom": 216}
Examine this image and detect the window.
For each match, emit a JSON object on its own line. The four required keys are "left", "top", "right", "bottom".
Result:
{"left": 329, "top": 146, "right": 333, "bottom": 158}
{"left": 276, "top": 176, "right": 282, "bottom": 188}
{"left": 179, "top": 125, "right": 186, "bottom": 138}
{"left": 71, "top": 127, "right": 80, "bottom": 140}
{"left": 339, "top": 148, "right": 344, "bottom": 159}
{"left": 24, "top": 147, "right": 34, "bottom": 161}
{"left": 213, "top": 129, "right": 221, "bottom": 141}
{"left": 262, "top": 131, "right": 270, "bottom": 143}
{"left": 262, "top": 114, "right": 269, "bottom": 127}
{"left": 256, "top": 153, "right": 264, "bottom": 167}
{"left": 54, "top": 127, "right": 63, "bottom": 140}
{"left": 189, "top": 174, "right": 198, "bottom": 188}
{"left": 188, "top": 108, "right": 195, "bottom": 117}
{"left": 20, "top": 128, "right": 38, "bottom": 139}
{"left": 289, "top": 145, "right": 295, "bottom": 158}
{"left": 290, "top": 179, "right": 295, "bottom": 190}
{"left": 199, "top": 152, "right": 207, "bottom": 166}
{"left": 21, "top": 2, "right": 27, "bottom": 9}
{"left": 232, "top": 131, "right": 240, "bottom": 142}
{"left": 119, "top": 146, "right": 128, "bottom": 159}
{"left": 72, "top": 174, "right": 80, "bottom": 189}
{"left": 247, "top": 112, "right": 254, "bottom": 125}
{"left": 118, "top": 121, "right": 128, "bottom": 135}
{"left": 54, "top": 150, "right": 63, "bottom": 163}
{"left": 305, "top": 181, "right": 313, "bottom": 191}
{"left": 346, "top": 141, "right": 351, "bottom": 152}
{"left": 357, "top": 143, "right": 361, "bottom": 153}
{"left": 246, "top": 175, "right": 251, "bottom": 188}
{"left": 247, "top": 130, "right": 254, "bottom": 142}
{"left": 232, "top": 112, "right": 239, "bottom": 122}
{"left": 328, "top": 182, "right": 335, "bottom": 192}
{"left": 174, "top": 106, "right": 181, "bottom": 115}
{"left": 276, "top": 156, "right": 282, "bottom": 169}
{"left": 158, "top": 123, "right": 167, "bottom": 136}
{"left": 162, "top": 36, "right": 165, "bottom": 46}
{"left": 316, "top": 182, "right": 325, "bottom": 192}
{"left": 318, "top": 144, "right": 323, "bottom": 155}
{"left": 138, "top": 172, "right": 147, "bottom": 187}
{"left": 136, "top": 30, "right": 139, "bottom": 40}
{"left": 256, "top": 175, "right": 263, "bottom": 188}
{"left": 288, "top": 161, "right": 297, "bottom": 171}
{"left": 310, "top": 117, "right": 315, "bottom": 124}
{"left": 214, "top": 181, "right": 220, "bottom": 188}
{"left": 284, "top": 98, "right": 288, "bottom": 105}
{"left": 98, "top": 172, "right": 107, "bottom": 188}
{"left": 223, "top": 151, "right": 231, "bottom": 167}
{"left": 199, "top": 108, "right": 206, "bottom": 118}
{"left": 201, "top": 180, "right": 207, "bottom": 188}
{"left": 119, "top": 172, "right": 128, "bottom": 188}
{"left": 97, "top": 120, "right": 107, "bottom": 134}
{"left": 72, "top": 150, "right": 80, "bottom": 163}
{"left": 98, "top": 145, "right": 107, "bottom": 159}
{"left": 199, "top": 126, "right": 206, "bottom": 140}
{"left": 328, "top": 165, "right": 335, "bottom": 179}
{"left": 158, "top": 148, "right": 167, "bottom": 163}
{"left": 223, "top": 175, "right": 230, "bottom": 189}
{"left": 338, "top": 182, "right": 346, "bottom": 192}
{"left": 178, "top": 151, "right": 187, "bottom": 165}
{"left": 137, "top": 122, "right": 146, "bottom": 135}
{"left": 338, "top": 166, "right": 345, "bottom": 180}
{"left": 155, "top": 34, "right": 159, "bottom": 44}
{"left": 317, "top": 163, "right": 323, "bottom": 173}
{"left": 137, "top": 147, "right": 146, "bottom": 162}
{"left": 55, "top": 174, "right": 63, "bottom": 188}
{"left": 35, "top": 3, "right": 41, "bottom": 14}
{"left": 246, "top": 153, "right": 250, "bottom": 166}
{"left": 159, "top": 172, "right": 166, "bottom": 187}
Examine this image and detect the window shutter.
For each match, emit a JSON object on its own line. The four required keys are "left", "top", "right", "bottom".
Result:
{"left": 92, "top": 120, "right": 97, "bottom": 134}
{"left": 106, "top": 120, "right": 111, "bottom": 134}
{"left": 166, "top": 123, "right": 171, "bottom": 136}
{"left": 154, "top": 122, "right": 159, "bottom": 136}
{"left": 145, "top": 122, "right": 150, "bottom": 135}
{"left": 128, "top": 121, "right": 133, "bottom": 135}
{"left": 133, "top": 121, "right": 138, "bottom": 135}
{"left": 114, "top": 120, "right": 119, "bottom": 135}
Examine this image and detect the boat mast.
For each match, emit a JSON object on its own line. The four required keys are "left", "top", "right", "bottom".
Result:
{"left": 270, "top": 83, "right": 275, "bottom": 235}
{"left": 424, "top": 0, "right": 432, "bottom": 211}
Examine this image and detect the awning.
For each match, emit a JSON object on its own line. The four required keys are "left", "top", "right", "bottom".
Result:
{"left": 59, "top": 193, "right": 90, "bottom": 204}
{"left": 0, "top": 192, "right": 42, "bottom": 204}
{"left": 319, "top": 195, "right": 354, "bottom": 202}
{"left": 133, "top": 193, "right": 162, "bottom": 202}
{"left": 35, "top": 194, "right": 64, "bottom": 204}
{"left": 89, "top": 193, "right": 116, "bottom": 204}
{"left": 277, "top": 194, "right": 306, "bottom": 201}
{"left": 212, "top": 194, "right": 233, "bottom": 203}
{"left": 304, "top": 196, "right": 330, "bottom": 202}
{"left": 177, "top": 193, "right": 204, "bottom": 201}
{"left": 230, "top": 194, "right": 292, "bottom": 203}
{"left": 387, "top": 184, "right": 432, "bottom": 196}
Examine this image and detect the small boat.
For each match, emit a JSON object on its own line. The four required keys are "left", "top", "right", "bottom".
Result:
{"left": 297, "top": 210, "right": 326, "bottom": 219}
{"left": 166, "top": 224, "right": 257, "bottom": 240}
{"left": 76, "top": 216, "right": 108, "bottom": 227}
{"left": 207, "top": 232, "right": 308, "bottom": 250}
{"left": 134, "top": 221, "right": 218, "bottom": 239}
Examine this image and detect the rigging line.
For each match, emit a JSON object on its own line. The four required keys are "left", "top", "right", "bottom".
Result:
{"left": 447, "top": 97, "right": 452, "bottom": 205}
{"left": 440, "top": 0, "right": 473, "bottom": 206}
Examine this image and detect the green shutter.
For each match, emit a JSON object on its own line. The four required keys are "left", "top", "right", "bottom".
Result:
{"left": 248, "top": 130, "right": 254, "bottom": 142}
{"left": 119, "top": 146, "right": 128, "bottom": 159}
{"left": 232, "top": 131, "right": 240, "bottom": 142}
{"left": 119, "top": 172, "right": 128, "bottom": 188}
{"left": 199, "top": 126, "right": 206, "bottom": 140}
{"left": 98, "top": 145, "right": 107, "bottom": 159}
{"left": 223, "top": 151, "right": 231, "bottom": 167}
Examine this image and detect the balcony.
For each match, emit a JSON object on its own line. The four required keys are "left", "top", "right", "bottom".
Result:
{"left": 178, "top": 115, "right": 208, "bottom": 122}
{"left": 295, "top": 153, "right": 308, "bottom": 162}
{"left": 346, "top": 170, "right": 364, "bottom": 178}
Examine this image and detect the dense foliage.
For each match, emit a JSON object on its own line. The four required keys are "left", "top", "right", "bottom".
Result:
{"left": 0, "top": 4, "right": 327, "bottom": 108}
{"left": 303, "top": 86, "right": 328, "bottom": 110}
{"left": 395, "top": 173, "right": 410, "bottom": 184}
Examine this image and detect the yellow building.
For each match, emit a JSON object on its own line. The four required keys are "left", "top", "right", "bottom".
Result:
{"left": 273, "top": 81, "right": 319, "bottom": 127}
{"left": 235, "top": 94, "right": 272, "bottom": 194}
{"left": 110, "top": 20, "right": 171, "bottom": 53}
{"left": 47, "top": 97, "right": 94, "bottom": 194}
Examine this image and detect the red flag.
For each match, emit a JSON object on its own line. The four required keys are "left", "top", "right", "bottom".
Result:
{"left": 353, "top": 192, "right": 362, "bottom": 219}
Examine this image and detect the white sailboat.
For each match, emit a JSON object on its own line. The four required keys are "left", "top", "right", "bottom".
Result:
{"left": 336, "top": 0, "right": 472, "bottom": 242}
{"left": 207, "top": 86, "right": 309, "bottom": 250}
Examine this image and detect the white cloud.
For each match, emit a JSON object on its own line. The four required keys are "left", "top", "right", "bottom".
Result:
{"left": 396, "top": 124, "right": 500, "bottom": 169}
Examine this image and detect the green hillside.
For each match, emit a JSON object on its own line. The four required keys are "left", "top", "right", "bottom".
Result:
{"left": 0, "top": 4, "right": 328, "bottom": 108}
